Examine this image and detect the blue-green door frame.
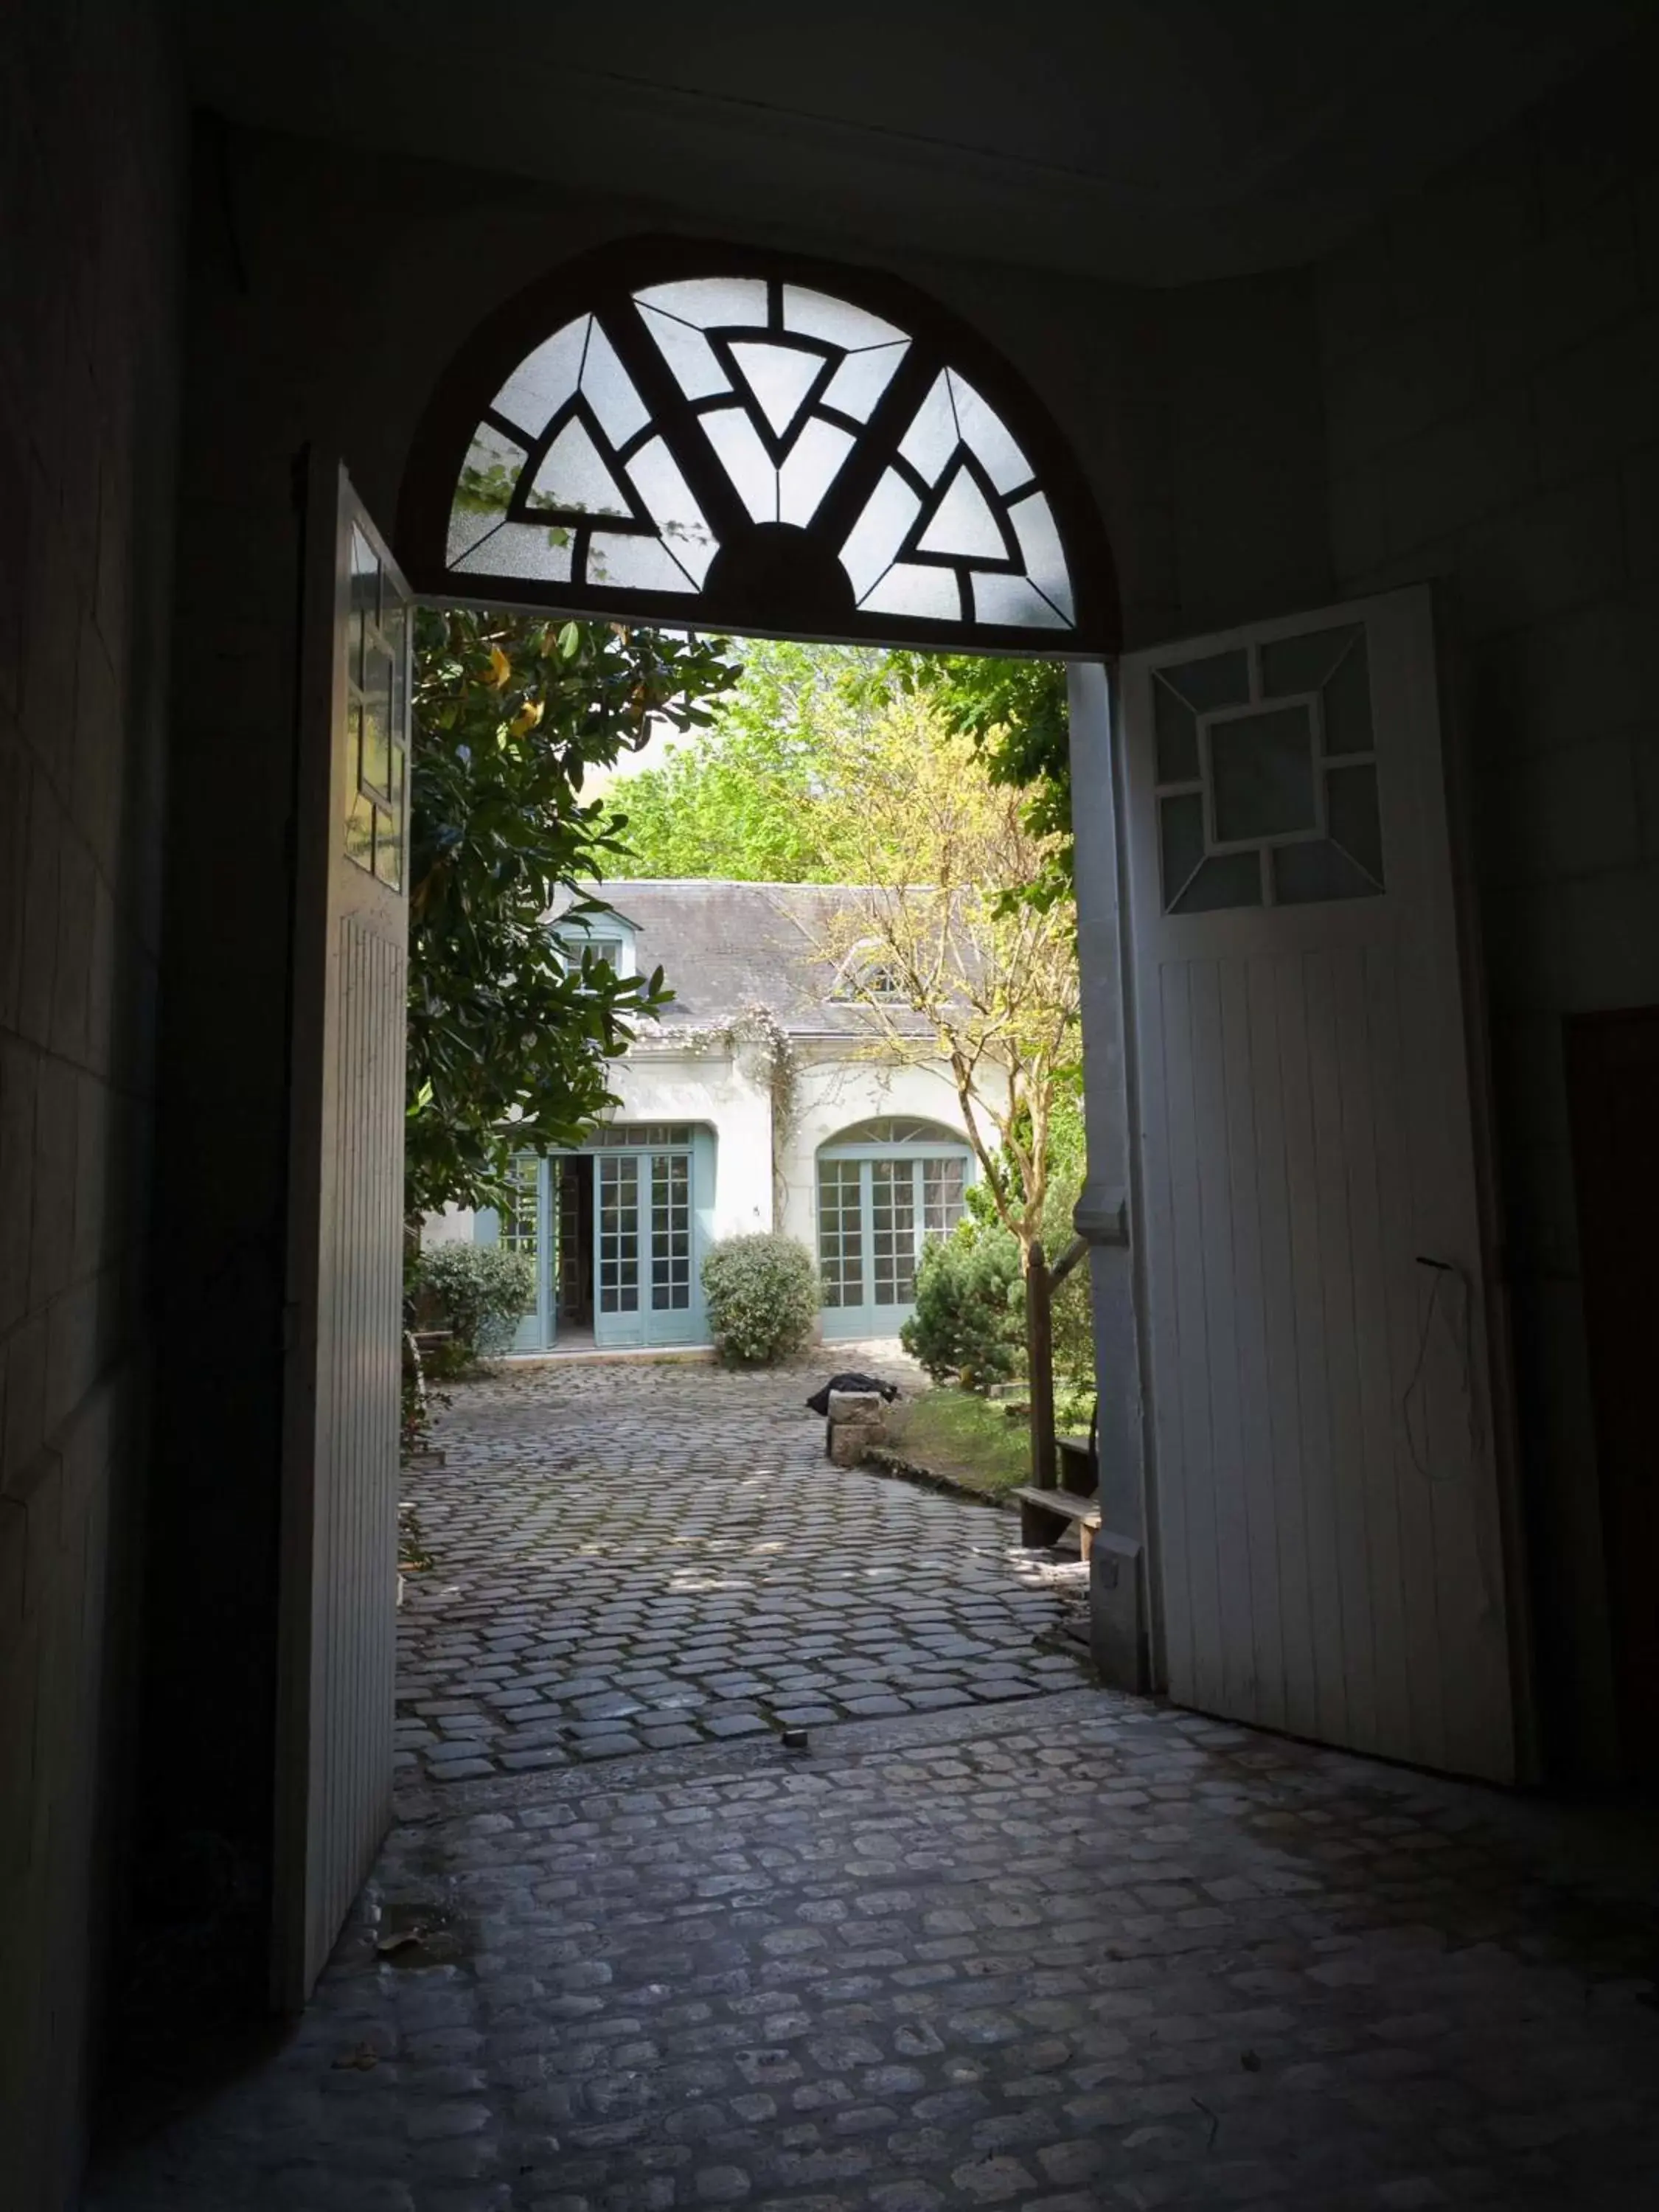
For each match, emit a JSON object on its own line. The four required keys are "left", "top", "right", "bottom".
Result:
{"left": 476, "top": 1128, "right": 715, "bottom": 1352}
{"left": 817, "top": 1137, "right": 974, "bottom": 1341}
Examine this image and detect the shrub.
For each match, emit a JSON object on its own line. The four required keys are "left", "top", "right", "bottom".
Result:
{"left": 901, "top": 1222, "right": 1025, "bottom": 1390}
{"left": 702, "top": 1232, "right": 818, "bottom": 1364}
{"left": 412, "top": 1240, "right": 536, "bottom": 1358}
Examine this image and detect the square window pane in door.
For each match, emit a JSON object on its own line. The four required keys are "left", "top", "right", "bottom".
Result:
{"left": 872, "top": 1159, "right": 917, "bottom": 1307}
{"left": 650, "top": 1151, "right": 691, "bottom": 1310}
{"left": 1326, "top": 762, "right": 1385, "bottom": 886}
{"left": 1152, "top": 677, "right": 1199, "bottom": 783}
{"left": 1158, "top": 790, "right": 1217, "bottom": 911}
{"left": 922, "top": 1158, "right": 965, "bottom": 1241}
{"left": 1171, "top": 852, "right": 1264, "bottom": 914}
{"left": 1272, "top": 838, "right": 1382, "bottom": 905}
{"left": 1259, "top": 623, "right": 1360, "bottom": 700}
{"left": 1209, "top": 705, "right": 1317, "bottom": 843}
{"left": 598, "top": 1155, "right": 639, "bottom": 1312}
{"left": 1160, "top": 647, "right": 1250, "bottom": 715}
{"left": 502, "top": 1154, "right": 540, "bottom": 1314}
{"left": 1321, "top": 629, "right": 1374, "bottom": 754}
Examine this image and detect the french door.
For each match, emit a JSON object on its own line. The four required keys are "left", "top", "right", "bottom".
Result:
{"left": 594, "top": 1142, "right": 698, "bottom": 1348}
{"left": 818, "top": 1149, "right": 968, "bottom": 1339}
{"left": 1114, "top": 584, "right": 1530, "bottom": 1782}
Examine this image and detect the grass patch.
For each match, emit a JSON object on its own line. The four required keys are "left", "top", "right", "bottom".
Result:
{"left": 887, "top": 1384, "right": 1034, "bottom": 1498}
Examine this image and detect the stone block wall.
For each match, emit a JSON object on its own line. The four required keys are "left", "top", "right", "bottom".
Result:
{"left": 0, "top": 2, "right": 184, "bottom": 2203}
{"left": 1315, "top": 27, "right": 1659, "bottom": 1773}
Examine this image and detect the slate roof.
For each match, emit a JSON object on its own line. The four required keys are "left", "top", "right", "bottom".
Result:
{"left": 566, "top": 880, "right": 933, "bottom": 1040}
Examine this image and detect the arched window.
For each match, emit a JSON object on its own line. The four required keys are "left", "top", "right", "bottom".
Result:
{"left": 815, "top": 1117, "right": 974, "bottom": 1338}
{"left": 400, "top": 243, "right": 1116, "bottom": 653}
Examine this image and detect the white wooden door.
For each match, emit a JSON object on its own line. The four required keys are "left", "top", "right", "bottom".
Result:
{"left": 1119, "top": 586, "right": 1528, "bottom": 1782}
{"left": 274, "top": 463, "right": 412, "bottom": 2004}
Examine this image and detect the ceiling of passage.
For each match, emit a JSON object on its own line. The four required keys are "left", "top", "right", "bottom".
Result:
{"left": 181, "top": 0, "right": 1642, "bottom": 283}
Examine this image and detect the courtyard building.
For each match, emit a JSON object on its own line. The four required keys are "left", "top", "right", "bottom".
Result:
{"left": 422, "top": 880, "right": 984, "bottom": 1351}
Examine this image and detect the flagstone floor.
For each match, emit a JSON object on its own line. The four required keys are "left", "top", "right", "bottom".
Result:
{"left": 90, "top": 1352, "right": 1659, "bottom": 2211}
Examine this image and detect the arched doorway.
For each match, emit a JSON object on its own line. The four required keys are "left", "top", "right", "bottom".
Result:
{"left": 816, "top": 1116, "right": 974, "bottom": 1340}
{"left": 282, "top": 238, "right": 1121, "bottom": 1997}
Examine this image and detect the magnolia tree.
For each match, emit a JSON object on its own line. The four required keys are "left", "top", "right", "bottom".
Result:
{"left": 407, "top": 608, "right": 735, "bottom": 1218}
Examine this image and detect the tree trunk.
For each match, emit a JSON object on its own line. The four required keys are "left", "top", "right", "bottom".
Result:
{"left": 1025, "top": 1240, "right": 1057, "bottom": 1490}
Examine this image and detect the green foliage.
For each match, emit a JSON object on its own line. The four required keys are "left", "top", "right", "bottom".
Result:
{"left": 1041, "top": 1097, "right": 1096, "bottom": 1398}
{"left": 901, "top": 1222, "right": 1025, "bottom": 1391}
{"left": 412, "top": 1241, "right": 537, "bottom": 1359}
{"left": 408, "top": 608, "right": 737, "bottom": 1214}
{"left": 700, "top": 1231, "right": 818, "bottom": 1365}
{"left": 902, "top": 1094, "right": 1096, "bottom": 1402}
{"left": 605, "top": 640, "right": 1068, "bottom": 908}
{"left": 891, "top": 654, "right": 1072, "bottom": 912}
{"left": 605, "top": 639, "right": 884, "bottom": 881}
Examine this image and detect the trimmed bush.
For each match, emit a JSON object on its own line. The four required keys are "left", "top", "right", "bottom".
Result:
{"left": 901, "top": 1222, "right": 1025, "bottom": 1390}
{"left": 702, "top": 1232, "right": 818, "bottom": 1365}
{"left": 413, "top": 1240, "right": 536, "bottom": 1358}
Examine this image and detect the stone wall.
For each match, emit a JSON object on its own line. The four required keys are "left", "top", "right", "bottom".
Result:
{"left": 0, "top": 1, "right": 184, "bottom": 2203}
{"left": 1315, "top": 27, "right": 1659, "bottom": 1773}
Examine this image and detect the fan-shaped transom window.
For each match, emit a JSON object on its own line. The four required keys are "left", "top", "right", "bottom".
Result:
{"left": 405, "top": 246, "right": 1114, "bottom": 653}
{"left": 824, "top": 1116, "right": 967, "bottom": 1150}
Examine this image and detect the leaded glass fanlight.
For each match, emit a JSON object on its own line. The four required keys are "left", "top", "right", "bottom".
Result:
{"left": 400, "top": 243, "right": 1116, "bottom": 653}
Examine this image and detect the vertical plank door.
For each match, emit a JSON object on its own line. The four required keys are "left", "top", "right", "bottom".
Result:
{"left": 274, "top": 463, "right": 412, "bottom": 2006}
{"left": 1116, "top": 585, "right": 1530, "bottom": 1781}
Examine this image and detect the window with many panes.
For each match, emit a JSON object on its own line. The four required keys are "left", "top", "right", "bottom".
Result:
{"left": 817, "top": 1159, "right": 864, "bottom": 1309}
{"left": 406, "top": 246, "right": 1114, "bottom": 655}
{"left": 817, "top": 1128, "right": 970, "bottom": 1315}
{"left": 501, "top": 1153, "right": 540, "bottom": 1315}
{"left": 650, "top": 1151, "right": 691, "bottom": 1311}
{"left": 597, "top": 1155, "right": 639, "bottom": 1313}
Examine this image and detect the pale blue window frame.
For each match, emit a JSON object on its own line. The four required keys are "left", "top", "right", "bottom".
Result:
{"left": 816, "top": 1119, "right": 973, "bottom": 1341}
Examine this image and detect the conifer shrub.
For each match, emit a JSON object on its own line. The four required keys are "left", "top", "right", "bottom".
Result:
{"left": 901, "top": 1224, "right": 1026, "bottom": 1390}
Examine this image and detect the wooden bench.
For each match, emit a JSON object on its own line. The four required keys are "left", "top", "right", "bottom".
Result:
{"left": 1015, "top": 1484, "right": 1102, "bottom": 1558}
{"left": 1016, "top": 1425, "right": 1100, "bottom": 1556}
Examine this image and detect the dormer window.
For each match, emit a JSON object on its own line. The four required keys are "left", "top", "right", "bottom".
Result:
{"left": 832, "top": 945, "right": 907, "bottom": 1004}
{"left": 555, "top": 914, "right": 636, "bottom": 979}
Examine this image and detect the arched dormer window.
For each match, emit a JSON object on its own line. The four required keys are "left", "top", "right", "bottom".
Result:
{"left": 400, "top": 243, "right": 1116, "bottom": 655}
{"left": 830, "top": 944, "right": 908, "bottom": 1005}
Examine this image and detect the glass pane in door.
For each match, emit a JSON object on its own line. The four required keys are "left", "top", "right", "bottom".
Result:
{"left": 502, "top": 1153, "right": 540, "bottom": 1318}
{"left": 598, "top": 1155, "right": 639, "bottom": 1312}
{"left": 921, "top": 1156, "right": 966, "bottom": 1242}
{"left": 872, "top": 1158, "right": 917, "bottom": 1306}
{"left": 650, "top": 1151, "right": 692, "bottom": 1310}
{"left": 818, "top": 1159, "right": 863, "bottom": 1307}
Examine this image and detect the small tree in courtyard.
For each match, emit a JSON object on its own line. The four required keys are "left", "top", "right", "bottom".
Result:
{"left": 809, "top": 690, "right": 1085, "bottom": 1475}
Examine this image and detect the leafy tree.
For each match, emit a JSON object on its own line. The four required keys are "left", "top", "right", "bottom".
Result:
{"left": 605, "top": 639, "right": 883, "bottom": 880}
{"left": 407, "top": 608, "right": 735, "bottom": 1215}
{"left": 889, "top": 655, "right": 1072, "bottom": 912}
{"left": 608, "top": 640, "right": 1072, "bottom": 914}
{"left": 802, "top": 689, "right": 1085, "bottom": 1477}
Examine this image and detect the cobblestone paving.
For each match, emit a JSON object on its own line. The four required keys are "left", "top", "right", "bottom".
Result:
{"left": 396, "top": 1353, "right": 1088, "bottom": 1789}
{"left": 93, "top": 1691, "right": 1659, "bottom": 2211}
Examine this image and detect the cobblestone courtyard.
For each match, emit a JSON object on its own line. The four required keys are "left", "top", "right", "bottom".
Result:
{"left": 395, "top": 1354, "right": 1088, "bottom": 1787}
{"left": 92, "top": 1356, "right": 1659, "bottom": 2211}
